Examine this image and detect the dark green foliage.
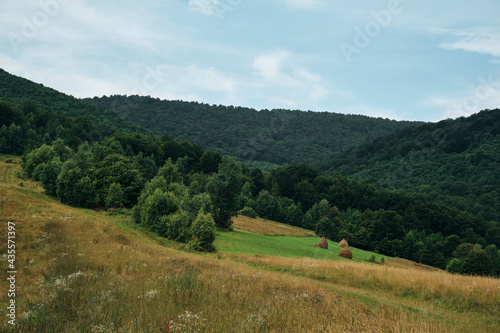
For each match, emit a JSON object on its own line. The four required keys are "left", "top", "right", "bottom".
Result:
{"left": 464, "top": 250, "right": 494, "bottom": 276}
{"left": 446, "top": 258, "right": 465, "bottom": 274}
{"left": 140, "top": 189, "right": 179, "bottom": 234}
{"left": 189, "top": 211, "right": 217, "bottom": 252}
{"left": 208, "top": 157, "right": 242, "bottom": 228}
{"left": 199, "top": 151, "right": 222, "bottom": 174}
{"left": 238, "top": 206, "right": 258, "bottom": 218}
{"left": 0, "top": 69, "right": 146, "bottom": 134}
{"left": 158, "top": 158, "right": 183, "bottom": 184}
{"left": 453, "top": 243, "right": 474, "bottom": 259}
{"left": 105, "top": 182, "right": 125, "bottom": 208}
{"left": 323, "top": 109, "right": 500, "bottom": 222}
{"left": 40, "top": 157, "right": 62, "bottom": 196}
{"left": 85, "top": 94, "right": 419, "bottom": 167}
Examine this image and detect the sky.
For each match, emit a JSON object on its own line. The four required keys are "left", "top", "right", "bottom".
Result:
{"left": 1, "top": 0, "right": 500, "bottom": 122}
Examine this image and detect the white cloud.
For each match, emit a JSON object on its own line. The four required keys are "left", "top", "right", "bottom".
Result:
{"left": 281, "top": 0, "right": 325, "bottom": 10}
{"left": 188, "top": 0, "right": 218, "bottom": 16}
{"left": 422, "top": 72, "right": 500, "bottom": 120}
{"left": 251, "top": 51, "right": 331, "bottom": 108}
{"left": 431, "top": 26, "right": 500, "bottom": 58}
{"left": 342, "top": 105, "right": 402, "bottom": 120}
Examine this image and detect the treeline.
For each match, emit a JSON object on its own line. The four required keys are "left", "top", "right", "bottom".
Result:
{"left": 1, "top": 98, "right": 234, "bottom": 252}
{"left": 323, "top": 109, "right": 500, "bottom": 222}
{"left": 236, "top": 163, "right": 500, "bottom": 276}
{"left": 85, "top": 94, "right": 420, "bottom": 167}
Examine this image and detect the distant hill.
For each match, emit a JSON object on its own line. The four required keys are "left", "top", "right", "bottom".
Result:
{"left": 85, "top": 95, "right": 421, "bottom": 167}
{"left": 322, "top": 109, "right": 500, "bottom": 221}
{"left": 0, "top": 69, "right": 148, "bottom": 134}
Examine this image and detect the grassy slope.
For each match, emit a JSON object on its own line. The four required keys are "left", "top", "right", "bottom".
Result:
{"left": 1, "top": 155, "right": 499, "bottom": 332}
{"left": 218, "top": 217, "right": 386, "bottom": 262}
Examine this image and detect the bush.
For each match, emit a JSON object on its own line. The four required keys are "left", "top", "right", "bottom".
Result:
{"left": 189, "top": 211, "right": 216, "bottom": 252}
{"left": 238, "top": 206, "right": 257, "bottom": 218}
{"left": 446, "top": 258, "right": 465, "bottom": 274}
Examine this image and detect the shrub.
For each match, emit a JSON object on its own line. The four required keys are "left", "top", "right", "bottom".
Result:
{"left": 446, "top": 258, "right": 465, "bottom": 274}
{"left": 189, "top": 211, "right": 217, "bottom": 252}
{"left": 238, "top": 206, "right": 257, "bottom": 218}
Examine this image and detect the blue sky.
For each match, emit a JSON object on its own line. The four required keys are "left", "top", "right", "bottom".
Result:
{"left": 1, "top": 0, "right": 499, "bottom": 121}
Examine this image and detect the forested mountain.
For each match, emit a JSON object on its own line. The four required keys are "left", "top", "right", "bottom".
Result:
{"left": 0, "top": 69, "right": 148, "bottom": 134}
{"left": 1, "top": 69, "right": 499, "bottom": 275}
{"left": 85, "top": 95, "right": 421, "bottom": 167}
{"left": 322, "top": 109, "right": 500, "bottom": 221}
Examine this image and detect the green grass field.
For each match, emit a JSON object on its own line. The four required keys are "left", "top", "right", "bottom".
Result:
{"left": 216, "top": 228, "right": 386, "bottom": 262}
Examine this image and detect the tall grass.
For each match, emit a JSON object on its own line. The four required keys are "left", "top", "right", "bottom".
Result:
{"left": 1, "top": 157, "right": 499, "bottom": 332}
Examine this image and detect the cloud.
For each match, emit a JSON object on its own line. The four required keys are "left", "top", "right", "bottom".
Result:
{"left": 188, "top": 0, "right": 219, "bottom": 16}
{"left": 342, "top": 105, "right": 402, "bottom": 121}
{"left": 422, "top": 72, "right": 500, "bottom": 120}
{"left": 431, "top": 26, "right": 500, "bottom": 58}
{"left": 281, "top": 0, "right": 325, "bottom": 10}
{"left": 251, "top": 50, "right": 330, "bottom": 109}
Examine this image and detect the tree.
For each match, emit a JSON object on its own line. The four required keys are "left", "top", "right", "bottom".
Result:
{"left": 446, "top": 258, "right": 465, "bottom": 274}
{"left": 464, "top": 249, "right": 494, "bottom": 276}
{"left": 208, "top": 157, "right": 242, "bottom": 228}
{"left": 140, "top": 189, "right": 179, "bottom": 234}
{"left": 158, "top": 158, "right": 183, "bottom": 184}
{"left": 189, "top": 211, "right": 217, "bottom": 252}
{"left": 74, "top": 176, "right": 97, "bottom": 208}
{"left": 40, "top": 157, "right": 62, "bottom": 196}
{"left": 106, "top": 182, "right": 125, "bottom": 208}
{"left": 199, "top": 151, "right": 222, "bottom": 174}
{"left": 452, "top": 243, "right": 474, "bottom": 259}
{"left": 443, "top": 235, "right": 462, "bottom": 257}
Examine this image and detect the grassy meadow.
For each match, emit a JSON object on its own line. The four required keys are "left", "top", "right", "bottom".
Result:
{"left": 1, "top": 155, "right": 499, "bottom": 332}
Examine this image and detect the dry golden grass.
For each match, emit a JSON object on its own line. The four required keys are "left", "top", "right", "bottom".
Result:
{"left": 232, "top": 215, "right": 315, "bottom": 237}
{"left": 1, "top": 156, "right": 499, "bottom": 332}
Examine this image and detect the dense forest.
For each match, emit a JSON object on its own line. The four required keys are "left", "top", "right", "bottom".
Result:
{"left": 1, "top": 69, "right": 499, "bottom": 276}
{"left": 322, "top": 109, "right": 500, "bottom": 222}
{"left": 85, "top": 95, "right": 420, "bottom": 168}
{"left": 0, "top": 69, "right": 148, "bottom": 135}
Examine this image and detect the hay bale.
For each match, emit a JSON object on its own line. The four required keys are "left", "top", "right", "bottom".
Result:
{"left": 338, "top": 247, "right": 353, "bottom": 259}
{"left": 317, "top": 237, "right": 328, "bottom": 249}
{"left": 338, "top": 239, "right": 348, "bottom": 248}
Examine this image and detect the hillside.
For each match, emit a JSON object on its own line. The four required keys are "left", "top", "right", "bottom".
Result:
{"left": 85, "top": 95, "right": 421, "bottom": 167}
{"left": 0, "top": 69, "right": 148, "bottom": 134}
{"left": 1, "top": 156, "right": 499, "bottom": 332}
{"left": 322, "top": 109, "right": 500, "bottom": 222}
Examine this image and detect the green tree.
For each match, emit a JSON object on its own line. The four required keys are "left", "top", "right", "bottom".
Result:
{"left": 208, "top": 157, "right": 242, "bottom": 228}
{"left": 189, "top": 211, "right": 217, "bottom": 252}
{"left": 106, "top": 182, "right": 125, "bottom": 208}
{"left": 141, "top": 189, "right": 179, "bottom": 234}
{"left": 158, "top": 158, "right": 183, "bottom": 184}
{"left": 446, "top": 258, "right": 465, "bottom": 274}
{"left": 40, "top": 157, "right": 62, "bottom": 196}
{"left": 464, "top": 249, "right": 494, "bottom": 276}
{"left": 452, "top": 243, "right": 474, "bottom": 259}
{"left": 199, "top": 151, "right": 222, "bottom": 174}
